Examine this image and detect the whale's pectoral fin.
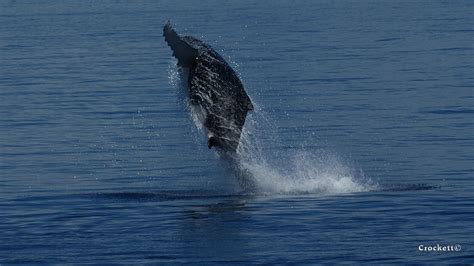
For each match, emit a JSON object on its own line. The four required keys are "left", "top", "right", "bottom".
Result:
{"left": 163, "top": 21, "right": 197, "bottom": 67}
{"left": 208, "top": 137, "right": 219, "bottom": 149}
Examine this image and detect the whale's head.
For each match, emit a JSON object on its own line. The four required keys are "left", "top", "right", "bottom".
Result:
{"left": 163, "top": 21, "right": 198, "bottom": 67}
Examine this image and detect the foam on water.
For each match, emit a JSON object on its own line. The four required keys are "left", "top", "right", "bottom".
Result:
{"left": 168, "top": 62, "right": 376, "bottom": 195}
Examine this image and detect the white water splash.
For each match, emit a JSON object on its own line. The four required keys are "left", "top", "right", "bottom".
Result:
{"left": 233, "top": 108, "right": 376, "bottom": 195}
{"left": 237, "top": 148, "right": 373, "bottom": 195}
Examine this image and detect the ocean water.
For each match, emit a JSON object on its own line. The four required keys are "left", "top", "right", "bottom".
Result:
{"left": 1, "top": 0, "right": 473, "bottom": 263}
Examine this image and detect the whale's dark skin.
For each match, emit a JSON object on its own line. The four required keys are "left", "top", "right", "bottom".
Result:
{"left": 163, "top": 22, "right": 253, "bottom": 153}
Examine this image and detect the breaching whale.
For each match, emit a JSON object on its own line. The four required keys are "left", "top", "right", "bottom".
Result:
{"left": 163, "top": 21, "right": 254, "bottom": 153}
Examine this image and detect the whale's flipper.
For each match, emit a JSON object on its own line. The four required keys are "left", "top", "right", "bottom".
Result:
{"left": 163, "top": 21, "right": 197, "bottom": 67}
{"left": 164, "top": 22, "right": 253, "bottom": 153}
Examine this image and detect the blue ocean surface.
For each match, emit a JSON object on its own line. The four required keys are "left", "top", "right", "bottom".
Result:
{"left": 1, "top": 0, "right": 473, "bottom": 264}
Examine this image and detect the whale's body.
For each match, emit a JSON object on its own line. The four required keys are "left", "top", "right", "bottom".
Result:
{"left": 164, "top": 22, "right": 253, "bottom": 153}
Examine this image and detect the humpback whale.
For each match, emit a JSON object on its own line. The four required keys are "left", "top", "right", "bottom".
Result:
{"left": 163, "top": 21, "right": 254, "bottom": 153}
